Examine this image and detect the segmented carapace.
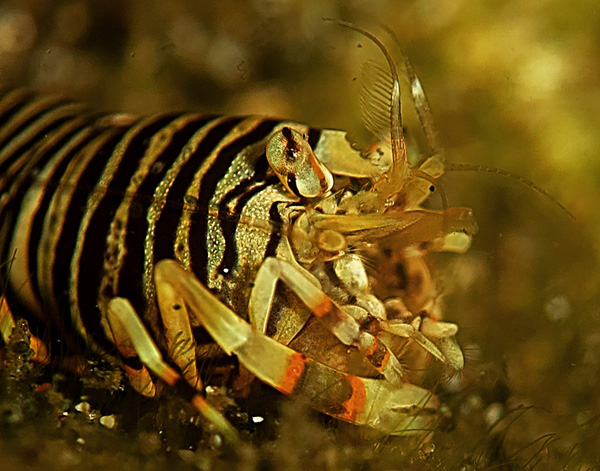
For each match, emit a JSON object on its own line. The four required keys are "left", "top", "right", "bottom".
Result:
{"left": 0, "top": 21, "right": 477, "bottom": 442}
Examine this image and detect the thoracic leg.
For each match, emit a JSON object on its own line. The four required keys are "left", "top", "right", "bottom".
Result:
{"left": 154, "top": 276, "right": 200, "bottom": 389}
{"left": 0, "top": 296, "right": 49, "bottom": 364}
{"left": 107, "top": 297, "right": 238, "bottom": 444}
{"left": 248, "top": 256, "right": 405, "bottom": 385}
{"left": 153, "top": 259, "right": 440, "bottom": 435}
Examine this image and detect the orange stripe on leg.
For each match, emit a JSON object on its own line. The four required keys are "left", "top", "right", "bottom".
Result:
{"left": 359, "top": 335, "right": 389, "bottom": 373}
{"left": 158, "top": 364, "right": 180, "bottom": 387}
{"left": 277, "top": 352, "right": 307, "bottom": 395}
{"left": 377, "top": 349, "right": 390, "bottom": 371}
{"left": 311, "top": 298, "right": 359, "bottom": 345}
{"left": 339, "top": 374, "right": 367, "bottom": 422}
{"left": 361, "top": 339, "right": 378, "bottom": 358}
{"left": 311, "top": 296, "right": 333, "bottom": 318}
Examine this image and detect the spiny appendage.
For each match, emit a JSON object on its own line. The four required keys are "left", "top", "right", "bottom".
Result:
{"left": 269, "top": 21, "right": 473, "bottom": 244}
{"left": 325, "top": 20, "right": 467, "bottom": 244}
{"left": 378, "top": 22, "right": 444, "bottom": 158}
{"left": 329, "top": 19, "right": 449, "bottom": 214}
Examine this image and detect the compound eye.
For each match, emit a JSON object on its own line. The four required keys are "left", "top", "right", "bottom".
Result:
{"left": 267, "top": 126, "right": 333, "bottom": 198}
{"left": 282, "top": 127, "right": 298, "bottom": 162}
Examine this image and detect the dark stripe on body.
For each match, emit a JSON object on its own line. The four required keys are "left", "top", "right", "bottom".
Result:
{"left": 0, "top": 115, "right": 91, "bottom": 297}
{"left": 0, "top": 100, "right": 80, "bottom": 176}
{"left": 0, "top": 100, "right": 94, "bottom": 349}
{"left": 76, "top": 116, "right": 177, "bottom": 349}
{"left": 151, "top": 117, "right": 243, "bottom": 265}
{"left": 0, "top": 112, "right": 77, "bottom": 200}
{"left": 51, "top": 128, "right": 130, "bottom": 346}
{"left": 0, "top": 96, "right": 60, "bottom": 153}
{"left": 0, "top": 90, "right": 32, "bottom": 140}
{"left": 114, "top": 116, "right": 215, "bottom": 315}
{"left": 27, "top": 121, "right": 99, "bottom": 303}
{"left": 216, "top": 154, "right": 273, "bottom": 275}
{"left": 190, "top": 119, "right": 279, "bottom": 283}
{"left": 217, "top": 179, "right": 277, "bottom": 276}
{"left": 264, "top": 201, "right": 284, "bottom": 258}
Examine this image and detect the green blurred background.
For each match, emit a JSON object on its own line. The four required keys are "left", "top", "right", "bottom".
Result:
{"left": 0, "top": 1, "right": 599, "bottom": 469}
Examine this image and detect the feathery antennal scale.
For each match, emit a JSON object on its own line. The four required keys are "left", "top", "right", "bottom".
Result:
{"left": 360, "top": 60, "right": 395, "bottom": 140}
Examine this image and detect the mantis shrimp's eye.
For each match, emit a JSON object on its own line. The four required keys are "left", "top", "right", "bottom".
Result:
{"left": 267, "top": 126, "right": 333, "bottom": 198}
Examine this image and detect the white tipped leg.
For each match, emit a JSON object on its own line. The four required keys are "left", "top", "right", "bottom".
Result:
{"left": 107, "top": 297, "right": 238, "bottom": 444}
{"left": 421, "top": 317, "right": 464, "bottom": 370}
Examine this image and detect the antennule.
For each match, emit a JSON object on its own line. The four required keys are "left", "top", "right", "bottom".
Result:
{"left": 379, "top": 23, "right": 444, "bottom": 158}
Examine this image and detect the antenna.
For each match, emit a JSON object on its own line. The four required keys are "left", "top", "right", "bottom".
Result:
{"left": 446, "top": 163, "right": 576, "bottom": 221}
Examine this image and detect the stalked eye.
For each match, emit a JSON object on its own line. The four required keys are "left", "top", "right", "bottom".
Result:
{"left": 267, "top": 126, "right": 333, "bottom": 198}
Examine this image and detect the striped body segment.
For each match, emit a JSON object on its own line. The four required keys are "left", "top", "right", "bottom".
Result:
{"left": 0, "top": 21, "right": 478, "bottom": 440}
{"left": 0, "top": 90, "right": 308, "bottom": 358}
{"left": 0, "top": 76, "right": 471, "bottom": 437}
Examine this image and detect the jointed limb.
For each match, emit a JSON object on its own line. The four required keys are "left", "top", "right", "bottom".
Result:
{"left": 154, "top": 259, "right": 439, "bottom": 435}
{"left": 107, "top": 297, "right": 238, "bottom": 444}
{"left": 1, "top": 296, "right": 49, "bottom": 365}
{"left": 248, "top": 256, "right": 405, "bottom": 385}
{"left": 105, "top": 302, "right": 157, "bottom": 398}
{"left": 154, "top": 277, "right": 200, "bottom": 389}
